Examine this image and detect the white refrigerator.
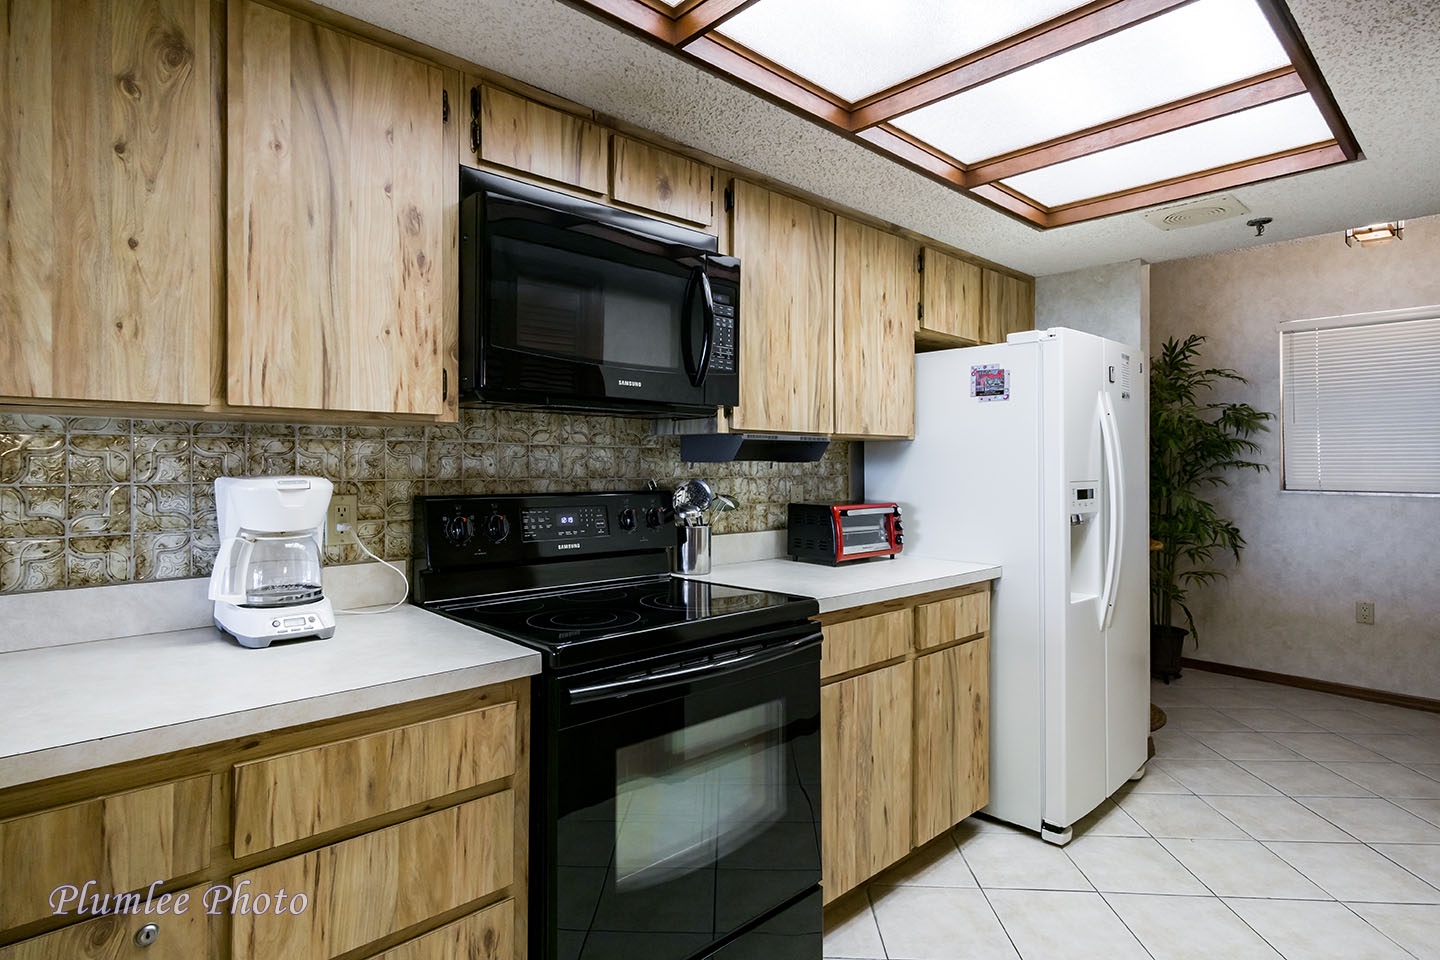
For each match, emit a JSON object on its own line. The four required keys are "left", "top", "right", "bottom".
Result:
{"left": 866, "top": 327, "right": 1148, "bottom": 844}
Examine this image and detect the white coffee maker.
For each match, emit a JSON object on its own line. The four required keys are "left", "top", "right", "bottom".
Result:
{"left": 209, "top": 476, "right": 337, "bottom": 648}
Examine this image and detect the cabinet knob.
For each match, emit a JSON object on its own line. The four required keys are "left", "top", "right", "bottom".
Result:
{"left": 134, "top": 923, "right": 160, "bottom": 947}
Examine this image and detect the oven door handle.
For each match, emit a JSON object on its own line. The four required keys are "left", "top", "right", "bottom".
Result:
{"left": 566, "top": 632, "right": 819, "bottom": 704}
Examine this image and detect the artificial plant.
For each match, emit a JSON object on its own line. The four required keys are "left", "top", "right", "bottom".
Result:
{"left": 1150, "top": 333, "right": 1273, "bottom": 640}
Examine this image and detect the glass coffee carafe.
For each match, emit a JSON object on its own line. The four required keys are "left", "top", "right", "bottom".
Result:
{"left": 211, "top": 530, "right": 325, "bottom": 608}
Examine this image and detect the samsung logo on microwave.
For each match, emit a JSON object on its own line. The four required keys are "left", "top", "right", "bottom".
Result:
{"left": 617, "top": 379, "right": 643, "bottom": 388}
{"left": 556, "top": 542, "right": 582, "bottom": 550}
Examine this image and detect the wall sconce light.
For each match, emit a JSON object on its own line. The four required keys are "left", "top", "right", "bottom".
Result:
{"left": 1345, "top": 220, "right": 1404, "bottom": 247}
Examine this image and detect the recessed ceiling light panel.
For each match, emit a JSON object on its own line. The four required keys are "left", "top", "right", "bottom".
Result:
{"left": 892, "top": 0, "right": 1291, "bottom": 164}
{"left": 1002, "top": 94, "right": 1333, "bottom": 208}
{"left": 718, "top": 0, "right": 1079, "bottom": 103}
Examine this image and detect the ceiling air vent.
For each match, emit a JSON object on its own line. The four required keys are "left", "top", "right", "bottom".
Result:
{"left": 1142, "top": 195, "right": 1251, "bottom": 231}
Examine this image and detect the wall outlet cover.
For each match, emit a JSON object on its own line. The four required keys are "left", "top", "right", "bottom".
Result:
{"left": 327, "top": 495, "right": 359, "bottom": 545}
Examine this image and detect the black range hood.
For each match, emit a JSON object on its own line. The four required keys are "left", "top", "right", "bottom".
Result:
{"left": 679, "top": 433, "right": 830, "bottom": 463}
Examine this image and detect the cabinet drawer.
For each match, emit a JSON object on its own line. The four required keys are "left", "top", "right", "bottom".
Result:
{"left": 234, "top": 702, "right": 517, "bottom": 857}
{"left": 820, "top": 609, "right": 912, "bottom": 680}
{"left": 0, "top": 777, "right": 211, "bottom": 931}
{"left": 0, "top": 882, "right": 217, "bottom": 960}
{"left": 366, "top": 899, "right": 513, "bottom": 960}
{"left": 231, "top": 791, "right": 513, "bottom": 960}
{"left": 914, "top": 591, "right": 989, "bottom": 651}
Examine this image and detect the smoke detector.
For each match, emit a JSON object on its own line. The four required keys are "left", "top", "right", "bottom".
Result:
{"left": 1142, "top": 195, "right": 1251, "bottom": 230}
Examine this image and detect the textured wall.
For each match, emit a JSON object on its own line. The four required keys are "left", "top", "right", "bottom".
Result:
{"left": 1150, "top": 213, "right": 1440, "bottom": 699}
{"left": 1035, "top": 260, "right": 1150, "bottom": 354}
{"left": 0, "top": 410, "right": 849, "bottom": 593}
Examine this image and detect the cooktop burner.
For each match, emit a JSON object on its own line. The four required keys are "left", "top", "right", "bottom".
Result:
{"left": 439, "top": 575, "right": 804, "bottom": 664}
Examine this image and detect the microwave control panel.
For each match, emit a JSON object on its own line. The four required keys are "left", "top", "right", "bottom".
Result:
{"left": 711, "top": 286, "right": 737, "bottom": 374}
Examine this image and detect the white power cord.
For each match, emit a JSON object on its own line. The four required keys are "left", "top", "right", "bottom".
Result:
{"left": 331, "top": 523, "right": 410, "bottom": 615}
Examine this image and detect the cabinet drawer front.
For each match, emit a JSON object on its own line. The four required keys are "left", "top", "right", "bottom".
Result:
{"left": 0, "top": 777, "right": 211, "bottom": 931}
{"left": 233, "top": 702, "right": 517, "bottom": 857}
{"left": 914, "top": 591, "right": 989, "bottom": 651}
{"left": 821, "top": 609, "right": 912, "bottom": 679}
{"left": 0, "top": 882, "right": 217, "bottom": 960}
{"left": 366, "top": 899, "right": 513, "bottom": 960}
{"left": 232, "top": 791, "right": 513, "bottom": 960}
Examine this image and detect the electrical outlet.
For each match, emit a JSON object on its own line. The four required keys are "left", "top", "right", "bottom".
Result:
{"left": 327, "top": 495, "right": 358, "bottom": 545}
{"left": 1356, "top": 600, "right": 1376, "bottom": 626}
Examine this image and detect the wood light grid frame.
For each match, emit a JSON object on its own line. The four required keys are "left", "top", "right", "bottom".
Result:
{"left": 563, "top": 0, "right": 1360, "bottom": 228}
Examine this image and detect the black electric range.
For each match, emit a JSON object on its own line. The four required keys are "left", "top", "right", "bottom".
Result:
{"left": 412, "top": 491, "right": 823, "bottom": 960}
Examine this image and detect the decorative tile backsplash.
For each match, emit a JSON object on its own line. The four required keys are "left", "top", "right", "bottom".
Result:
{"left": 0, "top": 410, "right": 850, "bottom": 594}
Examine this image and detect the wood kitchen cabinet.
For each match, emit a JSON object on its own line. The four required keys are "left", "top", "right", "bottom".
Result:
{"left": 475, "top": 85, "right": 607, "bottom": 195}
{"left": 834, "top": 219, "right": 917, "bottom": 438}
{"left": 917, "top": 247, "right": 984, "bottom": 347}
{"left": 611, "top": 135, "right": 714, "bottom": 227}
{"left": 0, "top": 682, "right": 527, "bottom": 960}
{"left": 0, "top": 0, "right": 219, "bottom": 407}
{"left": 818, "top": 585, "right": 991, "bottom": 903}
{"left": 226, "top": 0, "right": 452, "bottom": 417}
{"left": 727, "top": 180, "right": 836, "bottom": 435}
{"left": 981, "top": 268, "right": 1036, "bottom": 344}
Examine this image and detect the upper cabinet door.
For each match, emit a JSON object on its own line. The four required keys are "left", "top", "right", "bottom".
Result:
{"left": 981, "top": 269, "right": 1035, "bottom": 345}
{"left": 477, "top": 85, "right": 606, "bottom": 194}
{"left": 0, "top": 0, "right": 218, "bottom": 406}
{"left": 728, "top": 180, "right": 834, "bottom": 435}
{"left": 610, "top": 135, "right": 713, "bottom": 228}
{"left": 919, "top": 247, "right": 983, "bottom": 346}
{"left": 834, "top": 219, "right": 916, "bottom": 439}
{"left": 227, "top": 1, "right": 447, "bottom": 415}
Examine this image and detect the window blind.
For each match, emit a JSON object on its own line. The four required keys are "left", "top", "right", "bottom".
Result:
{"left": 1281, "top": 307, "right": 1440, "bottom": 493}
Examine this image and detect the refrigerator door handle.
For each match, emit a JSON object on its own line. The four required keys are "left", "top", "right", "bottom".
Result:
{"left": 1099, "top": 393, "right": 1124, "bottom": 629}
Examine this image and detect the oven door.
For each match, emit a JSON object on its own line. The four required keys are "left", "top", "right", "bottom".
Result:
{"left": 547, "top": 627, "right": 821, "bottom": 960}
{"left": 460, "top": 170, "right": 730, "bottom": 412}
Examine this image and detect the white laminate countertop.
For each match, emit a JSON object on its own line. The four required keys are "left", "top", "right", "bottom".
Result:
{"left": 681, "top": 555, "right": 1001, "bottom": 613}
{"left": 0, "top": 606, "right": 540, "bottom": 790}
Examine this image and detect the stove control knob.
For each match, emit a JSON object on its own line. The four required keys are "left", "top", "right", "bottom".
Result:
{"left": 644, "top": 506, "right": 663, "bottom": 529}
{"left": 619, "top": 507, "right": 637, "bottom": 531}
{"left": 486, "top": 512, "right": 511, "bottom": 543}
{"left": 444, "top": 514, "right": 475, "bottom": 546}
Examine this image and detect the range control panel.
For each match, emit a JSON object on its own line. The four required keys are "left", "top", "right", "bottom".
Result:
{"left": 415, "top": 491, "right": 673, "bottom": 569}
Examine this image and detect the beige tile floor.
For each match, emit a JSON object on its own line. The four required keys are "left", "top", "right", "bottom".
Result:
{"left": 823, "top": 669, "right": 1440, "bottom": 959}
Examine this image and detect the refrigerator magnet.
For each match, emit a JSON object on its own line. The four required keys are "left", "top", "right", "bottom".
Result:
{"left": 972, "top": 365, "right": 1009, "bottom": 401}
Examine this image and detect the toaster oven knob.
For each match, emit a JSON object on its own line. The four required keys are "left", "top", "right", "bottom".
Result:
{"left": 444, "top": 515, "right": 475, "bottom": 546}
{"left": 486, "top": 513, "right": 511, "bottom": 543}
{"left": 619, "top": 507, "right": 637, "bottom": 531}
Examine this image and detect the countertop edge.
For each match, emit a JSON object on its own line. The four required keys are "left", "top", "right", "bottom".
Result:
{"left": 812, "top": 566, "right": 1002, "bottom": 613}
{"left": 0, "top": 652, "right": 541, "bottom": 791}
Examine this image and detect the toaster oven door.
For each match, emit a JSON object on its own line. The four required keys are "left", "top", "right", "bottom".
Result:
{"left": 838, "top": 507, "right": 898, "bottom": 558}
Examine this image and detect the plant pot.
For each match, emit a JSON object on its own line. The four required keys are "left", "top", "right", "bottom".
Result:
{"left": 1150, "top": 625, "right": 1187, "bottom": 683}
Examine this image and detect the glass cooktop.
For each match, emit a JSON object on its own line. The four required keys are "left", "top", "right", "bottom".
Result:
{"left": 438, "top": 576, "right": 812, "bottom": 667}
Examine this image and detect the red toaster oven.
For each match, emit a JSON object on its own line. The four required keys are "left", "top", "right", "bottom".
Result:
{"left": 787, "top": 502, "right": 904, "bottom": 565}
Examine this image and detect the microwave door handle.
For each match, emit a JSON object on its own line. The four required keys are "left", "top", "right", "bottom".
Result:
{"left": 682, "top": 266, "right": 715, "bottom": 387}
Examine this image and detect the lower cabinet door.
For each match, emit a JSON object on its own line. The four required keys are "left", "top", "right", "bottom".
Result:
{"left": 231, "top": 792, "right": 513, "bottom": 960}
{"left": 0, "top": 883, "right": 217, "bottom": 960}
{"left": 820, "top": 662, "right": 912, "bottom": 902}
{"left": 913, "top": 637, "right": 990, "bottom": 846}
{"left": 366, "top": 899, "right": 513, "bottom": 960}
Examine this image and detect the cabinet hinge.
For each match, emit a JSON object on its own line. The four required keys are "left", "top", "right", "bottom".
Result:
{"left": 442, "top": 90, "right": 450, "bottom": 124}
{"left": 442, "top": 369, "right": 448, "bottom": 402}
{"left": 724, "top": 186, "right": 734, "bottom": 213}
{"left": 917, "top": 249, "right": 925, "bottom": 274}
{"left": 470, "top": 86, "right": 482, "bottom": 118}
{"left": 918, "top": 302, "right": 924, "bottom": 322}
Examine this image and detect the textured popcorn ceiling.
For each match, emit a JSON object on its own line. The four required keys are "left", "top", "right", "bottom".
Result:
{"left": 315, "top": 0, "right": 1440, "bottom": 277}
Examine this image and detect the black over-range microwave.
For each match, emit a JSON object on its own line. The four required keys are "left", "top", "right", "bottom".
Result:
{"left": 459, "top": 168, "right": 740, "bottom": 416}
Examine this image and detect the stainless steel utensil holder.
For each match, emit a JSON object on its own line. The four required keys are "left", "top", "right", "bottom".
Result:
{"left": 675, "top": 523, "right": 711, "bottom": 575}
